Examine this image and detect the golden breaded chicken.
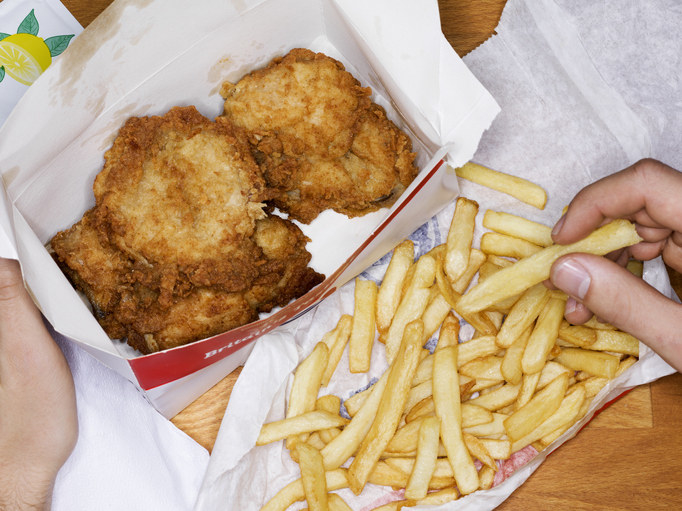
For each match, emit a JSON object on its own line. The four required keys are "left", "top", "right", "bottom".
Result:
{"left": 220, "top": 48, "right": 418, "bottom": 223}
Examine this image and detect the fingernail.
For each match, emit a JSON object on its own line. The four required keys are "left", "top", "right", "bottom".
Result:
{"left": 553, "top": 259, "right": 591, "bottom": 300}
{"left": 552, "top": 214, "right": 566, "bottom": 238}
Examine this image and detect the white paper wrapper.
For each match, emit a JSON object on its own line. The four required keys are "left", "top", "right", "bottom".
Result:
{"left": 0, "top": 0, "right": 498, "bottom": 417}
{"left": 197, "top": 0, "right": 679, "bottom": 508}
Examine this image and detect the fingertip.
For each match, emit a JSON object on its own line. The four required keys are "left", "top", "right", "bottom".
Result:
{"left": 563, "top": 297, "right": 593, "bottom": 325}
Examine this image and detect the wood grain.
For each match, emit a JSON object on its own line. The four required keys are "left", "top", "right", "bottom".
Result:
{"left": 57, "top": 1, "right": 682, "bottom": 509}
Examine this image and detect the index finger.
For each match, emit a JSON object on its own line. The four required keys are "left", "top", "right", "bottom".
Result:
{"left": 552, "top": 159, "right": 682, "bottom": 244}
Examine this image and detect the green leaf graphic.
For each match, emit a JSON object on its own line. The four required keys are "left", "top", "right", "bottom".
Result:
{"left": 45, "top": 34, "right": 75, "bottom": 57}
{"left": 0, "top": 66, "right": 5, "bottom": 84}
{"left": 17, "top": 9, "right": 39, "bottom": 36}
{"left": 0, "top": 33, "right": 10, "bottom": 42}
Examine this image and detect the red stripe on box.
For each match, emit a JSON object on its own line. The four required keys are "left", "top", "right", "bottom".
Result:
{"left": 129, "top": 158, "right": 445, "bottom": 390}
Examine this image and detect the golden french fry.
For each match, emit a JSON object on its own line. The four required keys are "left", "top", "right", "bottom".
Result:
{"left": 327, "top": 493, "right": 352, "bottom": 511}
{"left": 463, "top": 412, "right": 508, "bottom": 437}
{"left": 433, "top": 345, "right": 479, "bottom": 495}
{"left": 460, "top": 355, "right": 504, "bottom": 381}
{"left": 479, "top": 437, "right": 511, "bottom": 460}
{"left": 347, "top": 321, "right": 424, "bottom": 494}
{"left": 516, "top": 371, "right": 541, "bottom": 409}
{"left": 457, "top": 335, "right": 499, "bottom": 365}
{"left": 421, "top": 293, "right": 452, "bottom": 342}
{"left": 452, "top": 248, "right": 487, "bottom": 294}
{"left": 349, "top": 279, "right": 378, "bottom": 373}
{"left": 321, "top": 315, "right": 353, "bottom": 386}
{"left": 496, "top": 284, "right": 550, "bottom": 348}
{"left": 467, "top": 382, "right": 521, "bottom": 411}
{"left": 322, "top": 371, "right": 389, "bottom": 470}
{"left": 376, "top": 240, "right": 415, "bottom": 334}
{"left": 457, "top": 220, "right": 642, "bottom": 314}
{"left": 503, "top": 373, "right": 569, "bottom": 442}
{"left": 405, "top": 416, "right": 441, "bottom": 500}
{"left": 445, "top": 197, "right": 479, "bottom": 282}
{"left": 479, "top": 465, "right": 496, "bottom": 490}
{"left": 483, "top": 210, "right": 554, "bottom": 247}
{"left": 558, "top": 322, "right": 597, "bottom": 348}
{"left": 435, "top": 312, "right": 460, "bottom": 350}
{"left": 590, "top": 330, "right": 640, "bottom": 356}
{"left": 463, "top": 432, "right": 496, "bottom": 470}
{"left": 511, "top": 385, "right": 586, "bottom": 452}
{"left": 296, "top": 443, "right": 328, "bottom": 511}
{"left": 383, "top": 256, "right": 435, "bottom": 364}
{"left": 536, "top": 361, "right": 572, "bottom": 390}
{"left": 414, "top": 487, "right": 459, "bottom": 505}
{"left": 404, "top": 396, "right": 435, "bottom": 424}
{"left": 261, "top": 468, "right": 348, "bottom": 511}
{"left": 287, "top": 342, "right": 330, "bottom": 448}
{"left": 521, "top": 296, "right": 565, "bottom": 374}
{"left": 480, "top": 232, "right": 543, "bottom": 259}
{"left": 455, "top": 162, "right": 548, "bottom": 209}
{"left": 554, "top": 347, "right": 620, "bottom": 379}
{"left": 501, "top": 326, "right": 532, "bottom": 384}
{"left": 316, "top": 395, "right": 342, "bottom": 444}
{"left": 257, "top": 411, "right": 349, "bottom": 446}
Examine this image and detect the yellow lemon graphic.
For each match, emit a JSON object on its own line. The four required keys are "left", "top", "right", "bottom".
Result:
{"left": 0, "top": 33, "right": 52, "bottom": 86}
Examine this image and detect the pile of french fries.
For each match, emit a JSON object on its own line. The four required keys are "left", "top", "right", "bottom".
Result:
{"left": 256, "top": 163, "right": 644, "bottom": 511}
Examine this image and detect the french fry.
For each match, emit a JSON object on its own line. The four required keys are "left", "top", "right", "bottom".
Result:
{"left": 296, "top": 443, "right": 329, "bottom": 511}
{"left": 521, "top": 296, "right": 565, "bottom": 374}
{"left": 459, "top": 355, "right": 504, "bottom": 381}
{"left": 479, "top": 437, "right": 512, "bottom": 460}
{"left": 496, "top": 284, "right": 550, "bottom": 348}
{"left": 433, "top": 345, "right": 479, "bottom": 495}
{"left": 590, "top": 330, "right": 640, "bottom": 356}
{"left": 404, "top": 397, "right": 434, "bottom": 424}
{"left": 558, "top": 322, "right": 597, "bottom": 348}
{"left": 316, "top": 395, "right": 342, "bottom": 444}
{"left": 349, "top": 279, "right": 378, "bottom": 373}
{"left": 322, "top": 372, "right": 389, "bottom": 470}
{"left": 503, "top": 373, "right": 569, "bottom": 442}
{"left": 261, "top": 469, "right": 348, "bottom": 511}
{"left": 516, "top": 371, "right": 541, "bottom": 409}
{"left": 347, "top": 321, "right": 424, "bottom": 494}
{"left": 421, "top": 293, "right": 452, "bottom": 342}
{"left": 511, "top": 385, "right": 586, "bottom": 452}
{"left": 479, "top": 466, "right": 496, "bottom": 490}
{"left": 327, "top": 493, "right": 352, "bottom": 511}
{"left": 467, "top": 382, "right": 521, "bottom": 411}
{"left": 376, "top": 240, "right": 414, "bottom": 334}
{"left": 483, "top": 210, "right": 554, "bottom": 247}
{"left": 480, "top": 232, "right": 543, "bottom": 259}
{"left": 452, "top": 248, "right": 487, "bottom": 294}
{"left": 405, "top": 416, "right": 440, "bottom": 500}
{"left": 463, "top": 412, "right": 508, "bottom": 437}
{"left": 463, "top": 432, "right": 496, "bottom": 470}
{"left": 383, "top": 256, "right": 435, "bottom": 364}
{"left": 445, "top": 197, "right": 479, "bottom": 282}
{"left": 287, "top": 342, "right": 330, "bottom": 448}
{"left": 413, "top": 487, "right": 459, "bottom": 505}
{"left": 321, "top": 315, "right": 353, "bottom": 386}
{"left": 435, "top": 313, "right": 460, "bottom": 351}
{"left": 457, "top": 335, "right": 499, "bottom": 364}
{"left": 554, "top": 347, "right": 620, "bottom": 379}
{"left": 455, "top": 162, "right": 548, "bottom": 209}
{"left": 456, "top": 219, "right": 643, "bottom": 314}
{"left": 501, "top": 326, "right": 532, "bottom": 384}
{"left": 257, "top": 411, "right": 349, "bottom": 446}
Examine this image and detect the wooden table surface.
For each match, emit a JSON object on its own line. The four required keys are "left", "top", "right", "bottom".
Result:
{"left": 58, "top": 1, "right": 682, "bottom": 508}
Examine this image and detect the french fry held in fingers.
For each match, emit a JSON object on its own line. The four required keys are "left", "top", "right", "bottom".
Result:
{"left": 258, "top": 167, "right": 647, "bottom": 509}
{"left": 457, "top": 219, "right": 642, "bottom": 315}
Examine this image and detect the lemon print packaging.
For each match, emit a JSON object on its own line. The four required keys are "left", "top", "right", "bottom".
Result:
{"left": 0, "top": 1, "right": 82, "bottom": 126}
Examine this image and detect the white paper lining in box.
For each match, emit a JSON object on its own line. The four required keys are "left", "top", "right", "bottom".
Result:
{"left": 0, "top": 0, "right": 499, "bottom": 417}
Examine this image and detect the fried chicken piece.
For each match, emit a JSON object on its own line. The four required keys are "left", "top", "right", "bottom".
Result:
{"left": 50, "top": 106, "right": 324, "bottom": 354}
{"left": 221, "top": 48, "right": 372, "bottom": 159}
{"left": 51, "top": 208, "right": 322, "bottom": 354}
{"left": 220, "top": 48, "right": 418, "bottom": 224}
{"left": 263, "top": 104, "right": 419, "bottom": 223}
{"left": 93, "top": 106, "right": 270, "bottom": 295}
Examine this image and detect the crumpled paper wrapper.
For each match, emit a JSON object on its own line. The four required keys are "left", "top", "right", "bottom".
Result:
{"left": 196, "top": 0, "right": 680, "bottom": 509}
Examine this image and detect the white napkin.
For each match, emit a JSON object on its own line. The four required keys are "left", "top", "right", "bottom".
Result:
{"left": 197, "top": 0, "right": 680, "bottom": 509}
{"left": 51, "top": 328, "right": 209, "bottom": 511}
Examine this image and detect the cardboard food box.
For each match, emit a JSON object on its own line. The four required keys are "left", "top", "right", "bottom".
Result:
{"left": 0, "top": 0, "right": 499, "bottom": 417}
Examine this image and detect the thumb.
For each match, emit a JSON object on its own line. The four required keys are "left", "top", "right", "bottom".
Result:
{"left": 550, "top": 253, "right": 682, "bottom": 372}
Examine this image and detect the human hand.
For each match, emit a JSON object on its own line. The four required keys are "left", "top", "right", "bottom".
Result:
{"left": 0, "top": 258, "right": 78, "bottom": 510}
{"left": 549, "top": 158, "right": 682, "bottom": 372}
